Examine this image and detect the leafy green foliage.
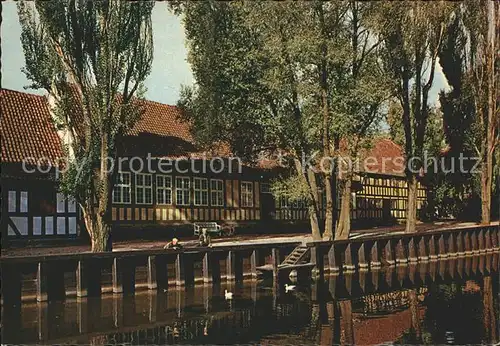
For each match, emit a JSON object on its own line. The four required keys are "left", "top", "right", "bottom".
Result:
{"left": 174, "top": 2, "right": 389, "bottom": 238}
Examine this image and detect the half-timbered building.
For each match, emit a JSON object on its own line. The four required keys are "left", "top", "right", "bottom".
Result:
{"left": 1, "top": 89, "right": 78, "bottom": 242}
{"left": 1, "top": 88, "right": 426, "bottom": 242}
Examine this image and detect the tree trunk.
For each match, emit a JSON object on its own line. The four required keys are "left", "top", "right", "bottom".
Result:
{"left": 405, "top": 175, "right": 418, "bottom": 233}
{"left": 323, "top": 172, "right": 334, "bottom": 240}
{"left": 81, "top": 141, "right": 114, "bottom": 253}
{"left": 307, "top": 167, "right": 323, "bottom": 241}
{"left": 480, "top": 156, "right": 492, "bottom": 224}
{"left": 482, "top": 0, "right": 496, "bottom": 225}
{"left": 82, "top": 202, "right": 112, "bottom": 253}
{"left": 294, "top": 159, "right": 322, "bottom": 240}
{"left": 335, "top": 178, "right": 351, "bottom": 240}
{"left": 317, "top": 1, "right": 334, "bottom": 241}
{"left": 308, "top": 204, "right": 322, "bottom": 241}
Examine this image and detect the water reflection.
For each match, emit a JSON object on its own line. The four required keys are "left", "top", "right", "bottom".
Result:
{"left": 1, "top": 254, "right": 499, "bottom": 345}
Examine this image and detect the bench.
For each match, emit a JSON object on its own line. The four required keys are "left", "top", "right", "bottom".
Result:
{"left": 193, "top": 222, "right": 222, "bottom": 236}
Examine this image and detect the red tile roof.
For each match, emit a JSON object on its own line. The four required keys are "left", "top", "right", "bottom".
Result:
{"left": 127, "top": 99, "right": 193, "bottom": 142}
{"left": 0, "top": 89, "right": 64, "bottom": 165}
{"left": 362, "top": 138, "right": 405, "bottom": 176}
{"left": 0, "top": 89, "right": 405, "bottom": 176}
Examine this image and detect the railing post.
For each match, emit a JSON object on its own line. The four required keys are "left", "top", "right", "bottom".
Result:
{"left": 328, "top": 244, "right": 340, "bottom": 273}
{"left": 147, "top": 255, "right": 158, "bottom": 290}
{"left": 471, "top": 230, "right": 479, "bottom": 255}
{"left": 370, "top": 241, "right": 381, "bottom": 268}
{"left": 226, "top": 251, "right": 236, "bottom": 282}
{"left": 343, "top": 243, "right": 355, "bottom": 272}
{"left": 203, "top": 252, "right": 211, "bottom": 284}
{"left": 384, "top": 239, "right": 395, "bottom": 266}
{"left": 358, "top": 242, "right": 368, "bottom": 270}
{"left": 250, "top": 249, "right": 259, "bottom": 279}
{"left": 464, "top": 231, "right": 473, "bottom": 256}
{"left": 395, "top": 238, "right": 408, "bottom": 265}
{"left": 37, "top": 262, "right": 48, "bottom": 302}
{"left": 484, "top": 229, "right": 493, "bottom": 252}
{"left": 438, "top": 234, "right": 448, "bottom": 259}
{"left": 490, "top": 228, "right": 499, "bottom": 251}
{"left": 314, "top": 245, "right": 324, "bottom": 280}
{"left": 448, "top": 233, "right": 457, "bottom": 257}
{"left": 408, "top": 237, "right": 418, "bottom": 263}
{"left": 76, "top": 260, "right": 88, "bottom": 298}
{"left": 456, "top": 232, "right": 465, "bottom": 256}
{"left": 418, "top": 237, "right": 428, "bottom": 262}
{"left": 478, "top": 229, "right": 486, "bottom": 254}
{"left": 112, "top": 258, "right": 123, "bottom": 294}
{"left": 175, "top": 253, "right": 185, "bottom": 287}
{"left": 429, "top": 236, "right": 438, "bottom": 261}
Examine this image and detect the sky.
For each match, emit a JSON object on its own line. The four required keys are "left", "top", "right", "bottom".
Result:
{"left": 1, "top": 1, "right": 449, "bottom": 106}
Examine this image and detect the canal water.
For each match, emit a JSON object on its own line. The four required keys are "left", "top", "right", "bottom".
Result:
{"left": 1, "top": 256, "right": 498, "bottom": 345}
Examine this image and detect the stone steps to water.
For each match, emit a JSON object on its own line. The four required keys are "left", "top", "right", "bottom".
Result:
{"left": 281, "top": 245, "right": 310, "bottom": 266}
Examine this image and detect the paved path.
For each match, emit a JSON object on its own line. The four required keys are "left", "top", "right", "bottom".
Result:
{"left": 2, "top": 221, "right": 497, "bottom": 258}
{"left": 1, "top": 233, "right": 311, "bottom": 257}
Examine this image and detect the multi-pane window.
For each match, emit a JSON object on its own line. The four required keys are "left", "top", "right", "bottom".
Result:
{"left": 241, "top": 181, "right": 254, "bottom": 207}
{"left": 210, "top": 179, "right": 224, "bottom": 206}
{"left": 176, "top": 177, "right": 190, "bottom": 206}
{"left": 112, "top": 172, "right": 131, "bottom": 204}
{"left": 260, "top": 182, "right": 271, "bottom": 194}
{"left": 156, "top": 175, "right": 172, "bottom": 205}
{"left": 194, "top": 177, "right": 209, "bottom": 206}
{"left": 136, "top": 173, "right": 153, "bottom": 204}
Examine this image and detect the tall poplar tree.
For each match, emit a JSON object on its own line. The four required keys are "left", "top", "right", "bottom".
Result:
{"left": 463, "top": 0, "right": 499, "bottom": 224}
{"left": 18, "top": 1, "right": 154, "bottom": 251}
{"left": 374, "top": 1, "right": 453, "bottom": 232}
